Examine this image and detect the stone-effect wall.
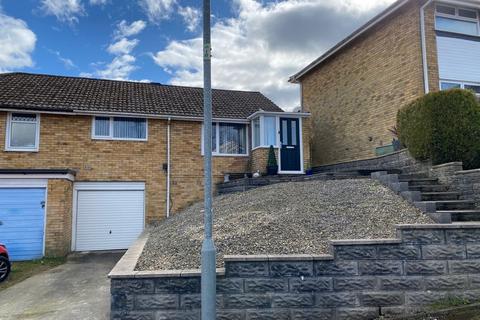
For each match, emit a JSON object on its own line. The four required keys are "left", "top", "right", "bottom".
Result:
{"left": 300, "top": 1, "right": 439, "bottom": 167}
{"left": 110, "top": 224, "right": 480, "bottom": 320}
{"left": 250, "top": 148, "right": 277, "bottom": 174}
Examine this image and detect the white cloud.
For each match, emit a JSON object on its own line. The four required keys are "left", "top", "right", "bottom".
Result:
{"left": 138, "top": 0, "right": 176, "bottom": 24}
{"left": 0, "top": 13, "right": 36, "bottom": 72}
{"left": 178, "top": 6, "right": 201, "bottom": 32}
{"left": 89, "top": 0, "right": 108, "bottom": 4}
{"left": 107, "top": 38, "right": 139, "bottom": 55}
{"left": 40, "top": 0, "right": 85, "bottom": 24}
{"left": 114, "top": 20, "right": 147, "bottom": 39}
{"left": 152, "top": 0, "right": 395, "bottom": 109}
{"left": 86, "top": 19, "right": 146, "bottom": 80}
{"left": 97, "top": 54, "right": 136, "bottom": 80}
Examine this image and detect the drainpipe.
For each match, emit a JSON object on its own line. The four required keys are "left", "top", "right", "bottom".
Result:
{"left": 166, "top": 118, "right": 171, "bottom": 218}
{"left": 420, "top": 0, "right": 434, "bottom": 94}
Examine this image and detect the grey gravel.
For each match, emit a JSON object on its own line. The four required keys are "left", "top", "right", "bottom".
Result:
{"left": 136, "top": 179, "right": 432, "bottom": 271}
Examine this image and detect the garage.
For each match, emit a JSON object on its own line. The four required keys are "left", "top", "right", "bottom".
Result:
{"left": 0, "top": 186, "right": 46, "bottom": 261}
{"left": 73, "top": 182, "right": 145, "bottom": 252}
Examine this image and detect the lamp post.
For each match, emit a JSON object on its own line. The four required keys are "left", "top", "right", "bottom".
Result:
{"left": 201, "top": 0, "right": 216, "bottom": 319}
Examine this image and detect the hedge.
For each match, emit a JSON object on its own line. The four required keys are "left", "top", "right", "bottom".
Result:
{"left": 397, "top": 89, "right": 480, "bottom": 169}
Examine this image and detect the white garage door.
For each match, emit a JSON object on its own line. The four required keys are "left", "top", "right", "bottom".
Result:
{"left": 74, "top": 183, "right": 145, "bottom": 251}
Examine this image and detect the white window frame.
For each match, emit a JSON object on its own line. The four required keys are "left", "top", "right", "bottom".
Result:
{"left": 440, "top": 79, "right": 480, "bottom": 96}
{"left": 91, "top": 116, "right": 148, "bottom": 141}
{"left": 5, "top": 112, "right": 40, "bottom": 152}
{"left": 251, "top": 115, "right": 280, "bottom": 150}
{"left": 435, "top": 3, "right": 480, "bottom": 36}
{"left": 201, "top": 122, "right": 249, "bottom": 157}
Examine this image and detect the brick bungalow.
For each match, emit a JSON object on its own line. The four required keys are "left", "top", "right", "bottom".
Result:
{"left": 289, "top": 0, "right": 480, "bottom": 166}
{"left": 0, "top": 72, "right": 310, "bottom": 260}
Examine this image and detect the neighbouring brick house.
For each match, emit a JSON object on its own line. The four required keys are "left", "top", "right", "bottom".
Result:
{"left": 0, "top": 72, "right": 310, "bottom": 260}
{"left": 290, "top": 0, "right": 480, "bottom": 166}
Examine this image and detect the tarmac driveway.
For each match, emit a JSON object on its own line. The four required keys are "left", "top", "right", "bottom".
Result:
{"left": 0, "top": 251, "right": 124, "bottom": 320}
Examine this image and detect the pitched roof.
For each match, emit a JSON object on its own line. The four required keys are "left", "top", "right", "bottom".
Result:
{"left": 289, "top": 0, "right": 409, "bottom": 83}
{"left": 0, "top": 73, "right": 283, "bottom": 119}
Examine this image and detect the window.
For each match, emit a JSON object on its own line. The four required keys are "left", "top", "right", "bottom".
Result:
{"left": 252, "top": 118, "right": 260, "bottom": 148}
{"left": 440, "top": 80, "right": 480, "bottom": 95}
{"left": 263, "top": 116, "right": 277, "bottom": 146}
{"left": 203, "top": 122, "right": 248, "bottom": 156}
{"left": 435, "top": 4, "right": 479, "bottom": 36}
{"left": 6, "top": 113, "right": 40, "bottom": 151}
{"left": 93, "top": 116, "right": 147, "bottom": 140}
{"left": 252, "top": 116, "right": 278, "bottom": 149}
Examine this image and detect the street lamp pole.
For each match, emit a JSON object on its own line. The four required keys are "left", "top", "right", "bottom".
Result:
{"left": 201, "top": 0, "right": 216, "bottom": 319}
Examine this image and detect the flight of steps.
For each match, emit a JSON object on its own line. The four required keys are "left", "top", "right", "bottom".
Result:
{"left": 374, "top": 171, "right": 480, "bottom": 223}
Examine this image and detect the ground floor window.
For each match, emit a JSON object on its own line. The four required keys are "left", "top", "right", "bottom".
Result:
{"left": 440, "top": 80, "right": 480, "bottom": 95}
{"left": 252, "top": 115, "right": 278, "bottom": 149}
{"left": 204, "top": 122, "right": 248, "bottom": 156}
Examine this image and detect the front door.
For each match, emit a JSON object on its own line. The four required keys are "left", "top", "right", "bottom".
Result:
{"left": 280, "top": 118, "right": 301, "bottom": 172}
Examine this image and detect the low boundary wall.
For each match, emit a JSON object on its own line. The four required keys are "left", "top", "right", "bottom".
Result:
{"left": 110, "top": 224, "right": 480, "bottom": 320}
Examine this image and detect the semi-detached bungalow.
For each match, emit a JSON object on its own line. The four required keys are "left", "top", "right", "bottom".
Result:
{"left": 0, "top": 72, "right": 310, "bottom": 260}
{"left": 290, "top": 0, "right": 480, "bottom": 167}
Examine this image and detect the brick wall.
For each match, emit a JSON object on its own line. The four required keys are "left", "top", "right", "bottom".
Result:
{"left": 301, "top": 1, "right": 439, "bottom": 167}
{"left": 0, "top": 113, "right": 249, "bottom": 253}
{"left": 110, "top": 224, "right": 480, "bottom": 320}
{"left": 45, "top": 179, "right": 73, "bottom": 256}
{"left": 251, "top": 148, "right": 276, "bottom": 174}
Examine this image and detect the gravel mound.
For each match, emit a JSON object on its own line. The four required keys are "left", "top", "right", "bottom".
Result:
{"left": 136, "top": 179, "right": 432, "bottom": 271}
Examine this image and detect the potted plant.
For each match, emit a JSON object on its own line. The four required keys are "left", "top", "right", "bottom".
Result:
{"left": 389, "top": 126, "right": 402, "bottom": 151}
{"left": 266, "top": 145, "right": 278, "bottom": 175}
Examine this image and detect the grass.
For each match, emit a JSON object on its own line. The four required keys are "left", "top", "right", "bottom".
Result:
{"left": 429, "top": 296, "right": 473, "bottom": 311}
{"left": 0, "top": 257, "right": 66, "bottom": 291}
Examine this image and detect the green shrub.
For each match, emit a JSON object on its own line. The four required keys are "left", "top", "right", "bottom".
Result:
{"left": 267, "top": 145, "right": 277, "bottom": 167}
{"left": 397, "top": 89, "right": 480, "bottom": 169}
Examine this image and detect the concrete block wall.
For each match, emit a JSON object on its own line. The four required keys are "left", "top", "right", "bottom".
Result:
{"left": 110, "top": 224, "right": 480, "bottom": 320}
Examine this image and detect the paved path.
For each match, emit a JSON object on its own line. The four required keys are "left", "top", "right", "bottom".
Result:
{"left": 0, "top": 251, "right": 123, "bottom": 320}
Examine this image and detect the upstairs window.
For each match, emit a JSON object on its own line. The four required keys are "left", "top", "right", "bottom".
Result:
{"left": 93, "top": 116, "right": 147, "bottom": 141}
{"left": 436, "top": 4, "right": 479, "bottom": 36}
{"left": 6, "top": 113, "right": 40, "bottom": 152}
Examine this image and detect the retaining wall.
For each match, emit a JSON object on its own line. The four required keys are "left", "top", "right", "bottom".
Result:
{"left": 110, "top": 224, "right": 480, "bottom": 320}
{"left": 312, "top": 149, "right": 431, "bottom": 174}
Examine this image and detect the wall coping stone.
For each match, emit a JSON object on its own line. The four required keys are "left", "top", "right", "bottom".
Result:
{"left": 431, "top": 162, "right": 463, "bottom": 169}
{"left": 396, "top": 223, "right": 480, "bottom": 229}
{"left": 455, "top": 168, "right": 480, "bottom": 175}
{"left": 330, "top": 239, "right": 401, "bottom": 245}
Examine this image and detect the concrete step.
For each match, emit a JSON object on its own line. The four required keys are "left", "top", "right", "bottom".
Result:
{"left": 399, "top": 178, "right": 439, "bottom": 186}
{"left": 438, "top": 210, "right": 480, "bottom": 222}
{"left": 435, "top": 200, "right": 476, "bottom": 211}
{"left": 409, "top": 185, "right": 450, "bottom": 192}
{"left": 421, "top": 192, "right": 460, "bottom": 201}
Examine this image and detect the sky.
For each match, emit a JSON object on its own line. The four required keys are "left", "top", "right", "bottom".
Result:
{"left": 0, "top": 0, "right": 396, "bottom": 110}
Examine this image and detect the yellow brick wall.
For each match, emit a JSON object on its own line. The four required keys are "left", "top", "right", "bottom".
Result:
{"left": 45, "top": 179, "right": 73, "bottom": 256}
{"left": 301, "top": 1, "right": 439, "bottom": 166}
{"left": 0, "top": 113, "right": 249, "bottom": 253}
{"left": 251, "top": 147, "right": 276, "bottom": 174}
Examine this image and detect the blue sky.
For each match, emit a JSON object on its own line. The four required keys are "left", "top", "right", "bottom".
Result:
{"left": 0, "top": 0, "right": 394, "bottom": 109}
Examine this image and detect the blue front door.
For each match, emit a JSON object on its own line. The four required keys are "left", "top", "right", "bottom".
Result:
{"left": 280, "top": 118, "right": 301, "bottom": 172}
{"left": 0, "top": 188, "right": 46, "bottom": 261}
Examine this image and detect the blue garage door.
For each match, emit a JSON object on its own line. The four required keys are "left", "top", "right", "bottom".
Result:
{"left": 0, "top": 188, "right": 46, "bottom": 261}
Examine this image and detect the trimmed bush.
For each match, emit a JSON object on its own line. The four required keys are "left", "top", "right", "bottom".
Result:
{"left": 397, "top": 89, "right": 480, "bottom": 169}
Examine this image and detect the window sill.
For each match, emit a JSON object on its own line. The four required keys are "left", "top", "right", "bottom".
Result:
{"left": 252, "top": 146, "right": 279, "bottom": 151}
{"left": 202, "top": 153, "right": 249, "bottom": 158}
{"left": 92, "top": 137, "right": 148, "bottom": 142}
{"left": 5, "top": 147, "right": 39, "bottom": 153}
